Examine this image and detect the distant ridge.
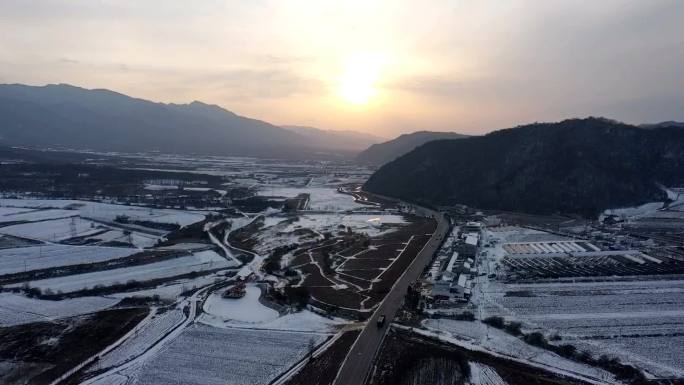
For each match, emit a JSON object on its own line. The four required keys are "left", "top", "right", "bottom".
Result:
{"left": 640, "top": 121, "right": 684, "bottom": 129}
{"left": 355, "top": 131, "right": 468, "bottom": 165}
{"left": 0, "top": 83, "right": 358, "bottom": 159}
{"left": 364, "top": 118, "right": 684, "bottom": 216}
{"left": 281, "top": 125, "right": 384, "bottom": 152}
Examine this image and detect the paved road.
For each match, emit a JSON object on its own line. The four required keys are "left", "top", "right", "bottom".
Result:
{"left": 333, "top": 208, "right": 449, "bottom": 385}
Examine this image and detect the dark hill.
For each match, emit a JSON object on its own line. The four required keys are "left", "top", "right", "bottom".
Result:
{"left": 355, "top": 131, "right": 468, "bottom": 165}
{"left": 364, "top": 118, "right": 684, "bottom": 216}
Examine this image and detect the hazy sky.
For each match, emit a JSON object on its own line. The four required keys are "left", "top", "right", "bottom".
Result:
{"left": 1, "top": 1, "right": 683, "bottom": 137}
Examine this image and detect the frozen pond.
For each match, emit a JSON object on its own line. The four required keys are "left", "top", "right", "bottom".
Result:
{"left": 202, "top": 285, "right": 279, "bottom": 324}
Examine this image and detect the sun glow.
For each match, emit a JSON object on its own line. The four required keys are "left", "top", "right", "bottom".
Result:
{"left": 338, "top": 53, "right": 385, "bottom": 105}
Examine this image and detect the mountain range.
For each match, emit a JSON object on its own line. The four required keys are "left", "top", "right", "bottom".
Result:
{"left": 282, "top": 125, "right": 383, "bottom": 152}
{"left": 364, "top": 118, "right": 684, "bottom": 216}
{"left": 0, "top": 84, "right": 378, "bottom": 159}
{"left": 355, "top": 131, "right": 468, "bottom": 165}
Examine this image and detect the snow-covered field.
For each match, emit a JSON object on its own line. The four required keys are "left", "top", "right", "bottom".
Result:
{"left": 257, "top": 186, "right": 366, "bottom": 211}
{"left": 468, "top": 362, "right": 508, "bottom": 385}
{"left": 131, "top": 324, "right": 327, "bottom": 385}
{"left": 502, "top": 240, "right": 600, "bottom": 255}
{"left": 92, "top": 309, "right": 185, "bottom": 372}
{"left": 284, "top": 213, "right": 406, "bottom": 236}
{"left": 200, "top": 284, "right": 345, "bottom": 333}
{"left": 78, "top": 229, "right": 159, "bottom": 248}
{"left": 0, "top": 208, "right": 77, "bottom": 223}
{"left": 476, "top": 279, "right": 684, "bottom": 377}
{"left": 0, "top": 217, "right": 105, "bottom": 242}
{"left": 423, "top": 319, "right": 615, "bottom": 382}
{"left": 0, "top": 207, "right": 33, "bottom": 217}
{"left": 492, "top": 280, "right": 684, "bottom": 316}
{"left": 14, "top": 251, "right": 230, "bottom": 293}
{"left": 202, "top": 285, "right": 279, "bottom": 324}
{"left": 0, "top": 245, "right": 139, "bottom": 275}
{"left": 243, "top": 213, "right": 406, "bottom": 256}
{"left": 603, "top": 202, "right": 665, "bottom": 219}
{"left": 0, "top": 293, "right": 119, "bottom": 326}
{"left": 0, "top": 199, "right": 205, "bottom": 227}
{"left": 110, "top": 273, "right": 228, "bottom": 301}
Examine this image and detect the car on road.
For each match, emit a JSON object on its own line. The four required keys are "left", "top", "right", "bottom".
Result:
{"left": 377, "top": 315, "right": 386, "bottom": 327}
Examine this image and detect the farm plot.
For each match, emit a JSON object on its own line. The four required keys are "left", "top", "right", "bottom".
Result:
{"left": 282, "top": 213, "right": 407, "bottom": 237}
{"left": 0, "top": 245, "right": 139, "bottom": 275}
{"left": 494, "top": 280, "right": 684, "bottom": 316}
{"left": 230, "top": 216, "right": 320, "bottom": 256}
{"left": 504, "top": 232, "right": 572, "bottom": 243}
{"left": 256, "top": 186, "right": 366, "bottom": 211}
{"left": 479, "top": 279, "right": 684, "bottom": 377}
{"left": 0, "top": 207, "right": 33, "bottom": 216}
{"left": 422, "top": 319, "right": 616, "bottom": 382}
{"left": 0, "top": 208, "right": 77, "bottom": 223}
{"left": 0, "top": 234, "right": 40, "bottom": 249}
{"left": 468, "top": 362, "right": 508, "bottom": 385}
{"left": 502, "top": 241, "right": 599, "bottom": 255}
{"left": 527, "top": 313, "right": 684, "bottom": 337}
{"left": 75, "top": 229, "right": 159, "bottom": 248}
{"left": 501, "top": 253, "right": 684, "bottom": 280}
{"left": 0, "top": 292, "right": 119, "bottom": 326}
{"left": 132, "top": 324, "right": 327, "bottom": 385}
{"left": 0, "top": 307, "right": 148, "bottom": 385}
{"left": 0, "top": 198, "right": 205, "bottom": 227}
{"left": 258, "top": 187, "right": 366, "bottom": 211}
{"left": 109, "top": 273, "right": 230, "bottom": 301}
{"left": 291, "top": 217, "right": 436, "bottom": 312}
{"left": 234, "top": 213, "right": 407, "bottom": 256}
{"left": 91, "top": 308, "right": 185, "bottom": 372}
{"left": 13, "top": 250, "right": 230, "bottom": 293}
{"left": 0, "top": 217, "right": 105, "bottom": 242}
{"left": 572, "top": 336, "right": 684, "bottom": 378}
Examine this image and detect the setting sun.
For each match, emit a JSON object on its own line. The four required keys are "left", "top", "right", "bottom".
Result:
{"left": 338, "top": 53, "right": 385, "bottom": 105}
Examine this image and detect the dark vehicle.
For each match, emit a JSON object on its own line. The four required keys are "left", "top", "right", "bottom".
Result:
{"left": 377, "top": 314, "right": 386, "bottom": 327}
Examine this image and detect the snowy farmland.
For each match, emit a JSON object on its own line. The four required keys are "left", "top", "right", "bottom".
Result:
{"left": 0, "top": 199, "right": 206, "bottom": 227}
{"left": 468, "top": 362, "right": 508, "bottom": 385}
{"left": 0, "top": 293, "right": 119, "bottom": 326}
{"left": 202, "top": 285, "right": 279, "bottom": 324}
{"left": 110, "top": 273, "right": 228, "bottom": 301}
{"left": 200, "top": 284, "right": 345, "bottom": 332}
{"left": 132, "top": 324, "right": 327, "bottom": 385}
{"left": 502, "top": 240, "right": 600, "bottom": 255}
{"left": 0, "top": 208, "right": 78, "bottom": 223}
{"left": 91, "top": 308, "right": 185, "bottom": 372}
{"left": 476, "top": 279, "right": 684, "bottom": 377}
{"left": 0, "top": 217, "right": 105, "bottom": 242}
{"left": 256, "top": 186, "right": 366, "bottom": 211}
{"left": 422, "top": 319, "right": 616, "bottom": 382}
{"left": 283, "top": 213, "right": 407, "bottom": 236}
{"left": 0, "top": 245, "right": 139, "bottom": 275}
{"left": 78, "top": 229, "right": 159, "bottom": 248}
{"left": 242, "top": 213, "right": 408, "bottom": 255}
{"left": 14, "top": 250, "right": 230, "bottom": 293}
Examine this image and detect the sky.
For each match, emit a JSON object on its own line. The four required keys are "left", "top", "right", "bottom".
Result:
{"left": 1, "top": 0, "right": 683, "bottom": 138}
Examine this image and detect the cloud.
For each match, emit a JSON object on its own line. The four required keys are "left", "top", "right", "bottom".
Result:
{"left": 255, "top": 54, "right": 316, "bottom": 65}
{"left": 179, "top": 69, "right": 324, "bottom": 101}
{"left": 1, "top": 0, "right": 683, "bottom": 135}
{"left": 58, "top": 57, "right": 79, "bottom": 64}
